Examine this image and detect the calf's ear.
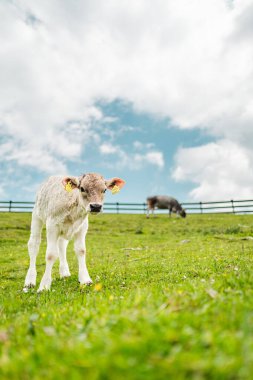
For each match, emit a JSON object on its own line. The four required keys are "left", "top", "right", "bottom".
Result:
{"left": 62, "top": 177, "right": 80, "bottom": 191}
{"left": 106, "top": 177, "right": 126, "bottom": 190}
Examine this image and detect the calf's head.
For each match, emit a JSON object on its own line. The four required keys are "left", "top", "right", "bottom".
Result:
{"left": 62, "top": 173, "right": 125, "bottom": 214}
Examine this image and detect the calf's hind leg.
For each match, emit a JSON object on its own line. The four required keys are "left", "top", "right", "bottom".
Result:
{"left": 24, "top": 214, "right": 43, "bottom": 289}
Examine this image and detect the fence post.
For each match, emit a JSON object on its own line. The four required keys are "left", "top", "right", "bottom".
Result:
{"left": 116, "top": 202, "right": 119, "bottom": 214}
{"left": 143, "top": 203, "right": 146, "bottom": 214}
{"left": 231, "top": 200, "right": 235, "bottom": 214}
{"left": 199, "top": 201, "right": 203, "bottom": 214}
{"left": 9, "top": 200, "right": 12, "bottom": 212}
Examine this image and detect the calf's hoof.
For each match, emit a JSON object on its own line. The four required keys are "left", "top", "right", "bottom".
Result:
{"left": 23, "top": 286, "right": 32, "bottom": 293}
{"left": 60, "top": 270, "right": 71, "bottom": 279}
{"left": 80, "top": 280, "right": 93, "bottom": 286}
{"left": 37, "top": 286, "right": 51, "bottom": 293}
{"left": 37, "top": 278, "right": 52, "bottom": 293}
{"left": 59, "top": 264, "right": 71, "bottom": 278}
{"left": 24, "top": 282, "right": 35, "bottom": 288}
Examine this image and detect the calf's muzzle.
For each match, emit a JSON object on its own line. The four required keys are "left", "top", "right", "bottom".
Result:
{"left": 90, "top": 203, "right": 102, "bottom": 213}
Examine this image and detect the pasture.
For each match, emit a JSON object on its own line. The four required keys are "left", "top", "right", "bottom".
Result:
{"left": 1, "top": 212, "right": 253, "bottom": 379}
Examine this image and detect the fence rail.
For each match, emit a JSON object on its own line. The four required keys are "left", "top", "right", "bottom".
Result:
{"left": 1, "top": 199, "right": 253, "bottom": 214}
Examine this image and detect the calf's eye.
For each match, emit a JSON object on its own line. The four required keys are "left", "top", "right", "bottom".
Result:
{"left": 102, "top": 189, "right": 107, "bottom": 193}
{"left": 80, "top": 187, "right": 86, "bottom": 193}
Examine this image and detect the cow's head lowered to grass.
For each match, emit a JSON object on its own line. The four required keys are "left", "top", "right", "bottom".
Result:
{"left": 62, "top": 173, "right": 125, "bottom": 214}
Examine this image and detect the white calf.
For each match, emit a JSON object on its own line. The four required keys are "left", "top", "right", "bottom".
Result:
{"left": 24, "top": 173, "right": 125, "bottom": 292}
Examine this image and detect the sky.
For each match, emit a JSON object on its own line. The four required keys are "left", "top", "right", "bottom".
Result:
{"left": 1, "top": 0, "right": 253, "bottom": 204}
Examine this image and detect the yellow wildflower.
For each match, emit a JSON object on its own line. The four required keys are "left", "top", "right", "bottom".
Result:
{"left": 94, "top": 283, "right": 102, "bottom": 291}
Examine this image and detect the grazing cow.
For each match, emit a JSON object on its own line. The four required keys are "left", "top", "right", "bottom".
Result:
{"left": 146, "top": 195, "right": 186, "bottom": 218}
{"left": 24, "top": 173, "right": 125, "bottom": 292}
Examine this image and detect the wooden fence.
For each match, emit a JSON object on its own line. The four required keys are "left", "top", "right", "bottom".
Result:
{"left": 1, "top": 199, "right": 253, "bottom": 214}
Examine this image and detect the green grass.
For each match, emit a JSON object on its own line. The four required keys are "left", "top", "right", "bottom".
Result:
{"left": 1, "top": 212, "right": 253, "bottom": 379}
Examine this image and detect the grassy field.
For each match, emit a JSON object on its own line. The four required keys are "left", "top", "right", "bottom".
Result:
{"left": 1, "top": 212, "right": 253, "bottom": 379}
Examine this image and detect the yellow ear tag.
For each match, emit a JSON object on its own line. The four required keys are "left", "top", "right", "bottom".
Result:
{"left": 65, "top": 181, "right": 73, "bottom": 193}
{"left": 111, "top": 185, "right": 120, "bottom": 194}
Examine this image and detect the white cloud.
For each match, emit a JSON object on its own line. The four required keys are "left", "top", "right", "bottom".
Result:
{"left": 0, "top": 140, "right": 66, "bottom": 173}
{"left": 135, "top": 151, "right": 164, "bottom": 169}
{"left": 100, "top": 143, "right": 118, "bottom": 155}
{"left": 1, "top": 0, "right": 253, "bottom": 198}
{"left": 133, "top": 141, "right": 155, "bottom": 150}
{"left": 99, "top": 142, "right": 164, "bottom": 170}
{"left": 172, "top": 140, "right": 253, "bottom": 200}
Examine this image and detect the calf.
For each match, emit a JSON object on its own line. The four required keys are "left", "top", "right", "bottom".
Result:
{"left": 146, "top": 195, "right": 186, "bottom": 218}
{"left": 24, "top": 173, "right": 125, "bottom": 292}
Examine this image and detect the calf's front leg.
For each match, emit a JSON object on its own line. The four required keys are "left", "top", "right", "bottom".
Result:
{"left": 38, "top": 225, "right": 59, "bottom": 292}
{"left": 74, "top": 224, "right": 92, "bottom": 285}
